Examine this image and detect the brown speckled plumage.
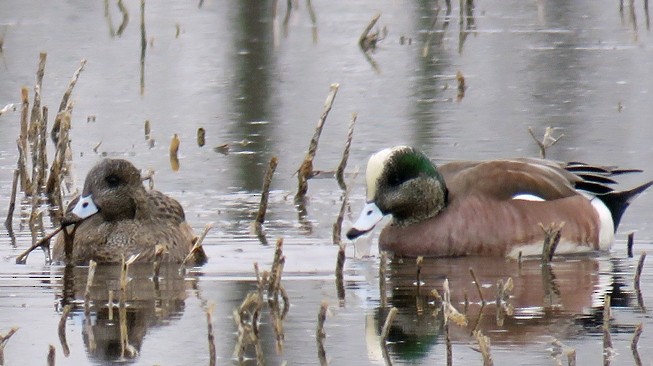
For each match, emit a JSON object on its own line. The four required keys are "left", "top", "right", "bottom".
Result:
{"left": 53, "top": 159, "right": 206, "bottom": 265}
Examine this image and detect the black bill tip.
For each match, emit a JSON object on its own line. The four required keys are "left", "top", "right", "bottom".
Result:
{"left": 346, "top": 227, "right": 369, "bottom": 240}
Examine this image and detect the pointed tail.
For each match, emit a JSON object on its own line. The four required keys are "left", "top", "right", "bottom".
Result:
{"left": 597, "top": 180, "right": 653, "bottom": 231}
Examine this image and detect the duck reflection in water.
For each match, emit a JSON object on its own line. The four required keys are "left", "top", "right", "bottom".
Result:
{"left": 57, "top": 263, "right": 197, "bottom": 362}
{"left": 366, "top": 256, "right": 633, "bottom": 363}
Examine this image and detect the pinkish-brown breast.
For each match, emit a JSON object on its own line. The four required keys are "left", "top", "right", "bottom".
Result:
{"left": 379, "top": 194, "right": 599, "bottom": 257}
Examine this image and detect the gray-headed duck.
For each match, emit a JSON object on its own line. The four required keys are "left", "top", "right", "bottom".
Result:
{"left": 53, "top": 159, "right": 206, "bottom": 265}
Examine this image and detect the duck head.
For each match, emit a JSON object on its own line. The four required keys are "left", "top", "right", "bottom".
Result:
{"left": 72, "top": 159, "right": 144, "bottom": 221}
{"left": 347, "top": 146, "right": 448, "bottom": 240}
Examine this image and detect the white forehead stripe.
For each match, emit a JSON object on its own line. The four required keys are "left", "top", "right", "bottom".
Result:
{"left": 366, "top": 146, "right": 408, "bottom": 200}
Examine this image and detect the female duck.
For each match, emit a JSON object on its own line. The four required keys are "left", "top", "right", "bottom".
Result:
{"left": 53, "top": 159, "right": 206, "bottom": 265}
{"left": 347, "top": 146, "right": 653, "bottom": 258}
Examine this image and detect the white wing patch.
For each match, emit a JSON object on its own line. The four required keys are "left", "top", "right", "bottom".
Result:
{"left": 511, "top": 193, "right": 545, "bottom": 202}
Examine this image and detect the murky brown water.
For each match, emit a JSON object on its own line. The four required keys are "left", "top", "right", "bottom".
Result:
{"left": 1, "top": 0, "right": 653, "bottom": 365}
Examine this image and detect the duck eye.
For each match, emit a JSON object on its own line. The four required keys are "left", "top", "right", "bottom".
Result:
{"left": 105, "top": 174, "right": 121, "bottom": 187}
{"left": 367, "top": 210, "right": 373, "bottom": 215}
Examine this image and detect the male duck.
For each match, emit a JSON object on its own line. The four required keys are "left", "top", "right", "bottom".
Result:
{"left": 347, "top": 146, "right": 653, "bottom": 258}
{"left": 53, "top": 159, "right": 206, "bottom": 265}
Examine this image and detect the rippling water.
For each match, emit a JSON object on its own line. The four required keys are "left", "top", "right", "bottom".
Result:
{"left": 0, "top": 0, "right": 652, "bottom": 365}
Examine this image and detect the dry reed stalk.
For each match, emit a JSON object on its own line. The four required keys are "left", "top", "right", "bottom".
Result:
{"left": 268, "top": 238, "right": 284, "bottom": 299}
{"left": 18, "top": 87, "right": 30, "bottom": 193}
{"left": 116, "top": 0, "right": 129, "bottom": 36}
{"left": 37, "top": 106, "right": 48, "bottom": 193}
{"left": 295, "top": 83, "right": 340, "bottom": 199}
{"left": 47, "top": 344, "right": 55, "bottom": 366}
{"left": 473, "top": 329, "right": 494, "bottom": 366}
{"left": 15, "top": 225, "right": 63, "bottom": 264}
{"left": 45, "top": 111, "right": 71, "bottom": 204}
{"left": 54, "top": 58, "right": 86, "bottom": 138}
{"left": 84, "top": 260, "right": 97, "bottom": 315}
{"left": 169, "top": 133, "right": 180, "bottom": 171}
{"left": 336, "top": 244, "right": 345, "bottom": 304}
{"left": 336, "top": 112, "right": 357, "bottom": 190}
{"left": 119, "top": 255, "right": 139, "bottom": 359}
{"left": 332, "top": 176, "right": 353, "bottom": 245}
{"left": 140, "top": 0, "right": 146, "bottom": 95}
{"left": 0, "top": 327, "right": 19, "bottom": 365}
{"left": 469, "top": 267, "right": 485, "bottom": 305}
{"left": 379, "top": 251, "right": 387, "bottom": 308}
{"left": 197, "top": 127, "right": 206, "bottom": 147}
{"left": 541, "top": 222, "right": 565, "bottom": 263}
{"left": 567, "top": 348, "right": 577, "bottom": 366}
{"left": 528, "top": 126, "right": 564, "bottom": 159}
{"left": 634, "top": 252, "right": 646, "bottom": 292}
{"left": 359, "top": 12, "right": 381, "bottom": 51}
{"left": 108, "top": 290, "right": 114, "bottom": 321}
{"left": 255, "top": 156, "right": 278, "bottom": 225}
{"left": 627, "top": 232, "right": 635, "bottom": 258}
{"left": 58, "top": 304, "right": 72, "bottom": 357}
{"left": 316, "top": 300, "right": 328, "bottom": 339}
{"left": 153, "top": 244, "right": 165, "bottom": 280}
{"left": 317, "top": 301, "right": 328, "bottom": 366}
{"left": 181, "top": 222, "right": 213, "bottom": 267}
{"left": 603, "top": 294, "right": 613, "bottom": 360}
{"left": 456, "top": 71, "right": 466, "bottom": 101}
{"left": 144, "top": 120, "right": 151, "bottom": 139}
{"left": 631, "top": 323, "right": 643, "bottom": 366}
{"left": 206, "top": 303, "right": 216, "bottom": 366}
{"left": 4, "top": 170, "right": 19, "bottom": 232}
{"left": 380, "top": 307, "right": 398, "bottom": 345}
{"left": 29, "top": 53, "right": 46, "bottom": 154}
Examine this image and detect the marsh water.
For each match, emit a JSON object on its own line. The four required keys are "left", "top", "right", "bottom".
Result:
{"left": 1, "top": 0, "right": 653, "bottom": 365}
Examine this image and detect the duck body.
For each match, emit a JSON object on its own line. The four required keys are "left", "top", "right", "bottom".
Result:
{"left": 347, "top": 146, "right": 653, "bottom": 258}
{"left": 53, "top": 159, "right": 205, "bottom": 265}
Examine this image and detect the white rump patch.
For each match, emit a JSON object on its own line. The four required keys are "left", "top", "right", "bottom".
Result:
{"left": 579, "top": 192, "right": 614, "bottom": 250}
{"left": 511, "top": 193, "right": 545, "bottom": 202}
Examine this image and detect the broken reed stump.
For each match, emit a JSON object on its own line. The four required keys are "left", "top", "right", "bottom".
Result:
{"left": 335, "top": 112, "right": 357, "bottom": 190}
{"left": 631, "top": 323, "right": 643, "bottom": 366}
{"left": 84, "top": 260, "right": 97, "bottom": 316}
{"left": 169, "top": 133, "right": 180, "bottom": 171}
{"left": 116, "top": 0, "right": 130, "bottom": 36}
{"left": 380, "top": 307, "right": 398, "bottom": 345}
{"left": 0, "top": 327, "right": 19, "bottom": 365}
{"left": 295, "top": 83, "right": 340, "bottom": 200}
{"left": 442, "top": 278, "right": 467, "bottom": 366}
{"left": 528, "top": 126, "right": 564, "bottom": 159}
{"left": 335, "top": 244, "right": 346, "bottom": 304}
{"left": 541, "top": 222, "right": 565, "bottom": 263}
{"left": 627, "top": 232, "right": 635, "bottom": 258}
{"left": 359, "top": 12, "right": 382, "bottom": 51}
{"left": 255, "top": 156, "right": 279, "bottom": 226}
{"left": 181, "top": 222, "right": 213, "bottom": 267}
{"left": 15, "top": 225, "right": 64, "bottom": 264}
{"left": 473, "top": 329, "right": 494, "bottom": 366}
{"left": 634, "top": 252, "right": 646, "bottom": 293}
{"left": 18, "top": 87, "right": 31, "bottom": 192}
{"left": 603, "top": 294, "right": 613, "bottom": 362}
{"left": 47, "top": 344, "right": 55, "bottom": 366}
{"left": 379, "top": 251, "right": 388, "bottom": 308}
{"left": 197, "top": 127, "right": 206, "bottom": 147}
{"left": 456, "top": 70, "right": 466, "bottom": 101}
{"left": 58, "top": 304, "right": 72, "bottom": 357}
{"left": 316, "top": 301, "right": 329, "bottom": 366}
{"left": 4, "top": 169, "right": 19, "bottom": 232}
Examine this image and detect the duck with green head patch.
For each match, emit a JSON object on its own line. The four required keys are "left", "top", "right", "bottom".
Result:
{"left": 347, "top": 146, "right": 653, "bottom": 258}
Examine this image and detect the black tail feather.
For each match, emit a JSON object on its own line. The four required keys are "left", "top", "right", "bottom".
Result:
{"left": 597, "top": 180, "right": 653, "bottom": 231}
